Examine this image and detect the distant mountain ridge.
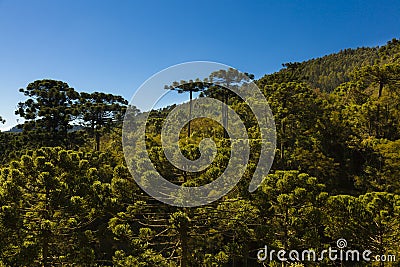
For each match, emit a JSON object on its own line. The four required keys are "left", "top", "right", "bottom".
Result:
{"left": 6, "top": 124, "right": 83, "bottom": 133}
{"left": 6, "top": 125, "right": 22, "bottom": 133}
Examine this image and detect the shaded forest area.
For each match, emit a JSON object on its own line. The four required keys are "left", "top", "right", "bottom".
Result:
{"left": 0, "top": 39, "right": 400, "bottom": 266}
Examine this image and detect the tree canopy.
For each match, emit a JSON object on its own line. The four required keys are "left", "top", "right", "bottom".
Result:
{"left": 0, "top": 38, "right": 399, "bottom": 266}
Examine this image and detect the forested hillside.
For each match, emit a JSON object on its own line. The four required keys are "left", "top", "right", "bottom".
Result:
{"left": 258, "top": 38, "right": 400, "bottom": 92}
{"left": 0, "top": 39, "right": 399, "bottom": 266}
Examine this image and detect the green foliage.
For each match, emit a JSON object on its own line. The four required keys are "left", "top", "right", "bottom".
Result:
{"left": 15, "top": 80, "right": 80, "bottom": 147}
{"left": 325, "top": 192, "right": 400, "bottom": 261}
{"left": 257, "top": 171, "right": 327, "bottom": 253}
{"left": 79, "top": 91, "right": 128, "bottom": 151}
{"left": 14, "top": 79, "right": 130, "bottom": 152}
{"left": 258, "top": 38, "right": 400, "bottom": 92}
{"left": 0, "top": 147, "right": 122, "bottom": 266}
{"left": 1, "top": 38, "right": 400, "bottom": 266}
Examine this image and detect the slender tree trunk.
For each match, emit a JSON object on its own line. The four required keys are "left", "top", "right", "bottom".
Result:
{"left": 221, "top": 89, "right": 229, "bottom": 138}
{"left": 221, "top": 92, "right": 226, "bottom": 138}
{"left": 281, "top": 119, "right": 285, "bottom": 170}
{"left": 95, "top": 130, "right": 100, "bottom": 151}
{"left": 188, "top": 90, "right": 193, "bottom": 138}
{"left": 224, "top": 92, "right": 229, "bottom": 138}
{"left": 378, "top": 81, "right": 384, "bottom": 98}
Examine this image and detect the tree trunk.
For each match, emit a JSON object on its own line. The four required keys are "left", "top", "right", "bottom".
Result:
{"left": 223, "top": 91, "right": 229, "bottom": 138}
{"left": 95, "top": 130, "right": 100, "bottom": 152}
{"left": 281, "top": 119, "right": 285, "bottom": 170}
{"left": 221, "top": 93, "right": 226, "bottom": 138}
{"left": 188, "top": 90, "right": 193, "bottom": 138}
{"left": 378, "top": 81, "right": 384, "bottom": 98}
{"left": 225, "top": 93, "right": 229, "bottom": 138}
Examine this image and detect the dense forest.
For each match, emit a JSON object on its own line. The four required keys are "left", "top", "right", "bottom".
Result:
{"left": 0, "top": 39, "right": 400, "bottom": 266}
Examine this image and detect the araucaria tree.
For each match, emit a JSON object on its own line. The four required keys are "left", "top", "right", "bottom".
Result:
{"left": 79, "top": 92, "right": 128, "bottom": 151}
{"left": 15, "top": 80, "right": 80, "bottom": 146}
{"left": 164, "top": 79, "right": 209, "bottom": 138}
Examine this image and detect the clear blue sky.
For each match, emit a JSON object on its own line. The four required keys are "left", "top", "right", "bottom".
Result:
{"left": 1, "top": 0, "right": 400, "bottom": 130}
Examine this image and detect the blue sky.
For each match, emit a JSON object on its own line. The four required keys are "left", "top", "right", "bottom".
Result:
{"left": 1, "top": 0, "right": 400, "bottom": 130}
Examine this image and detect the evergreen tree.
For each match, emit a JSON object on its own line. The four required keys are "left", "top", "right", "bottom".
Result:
{"left": 15, "top": 80, "right": 80, "bottom": 147}
{"left": 79, "top": 92, "right": 128, "bottom": 151}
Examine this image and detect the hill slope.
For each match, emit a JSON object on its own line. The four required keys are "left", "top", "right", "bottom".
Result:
{"left": 258, "top": 38, "right": 400, "bottom": 92}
